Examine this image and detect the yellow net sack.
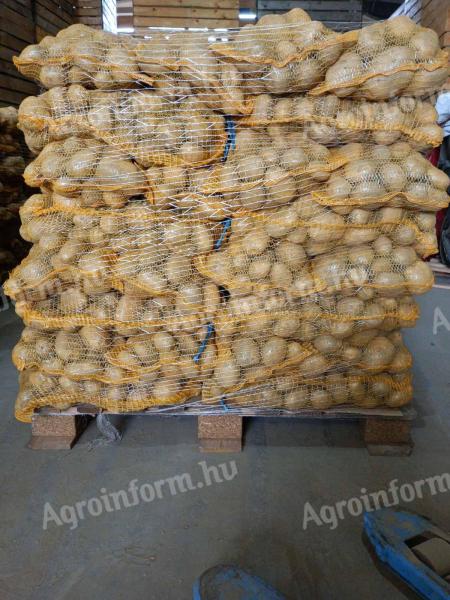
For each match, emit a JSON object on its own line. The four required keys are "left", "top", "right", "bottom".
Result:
{"left": 241, "top": 94, "right": 443, "bottom": 151}
{"left": 197, "top": 242, "right": 435, "bottom": 299}
{"left": 18, "top": 86, "right": 228, "bottom": 165}
{"left": 16, "top": 368, "right": 202, "bottom": 422}
{"left": 205, "top": 370, "right": 413, "bottom": 410}
{"left": 311, "top": 16, "right": 448, "bottom": 99}
{"left": 5, "top": 197, "right": 222, "bottom": 303}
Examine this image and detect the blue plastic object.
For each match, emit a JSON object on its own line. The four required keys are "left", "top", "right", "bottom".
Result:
{"left": 193, "top": 323, "right": 214, "bottom": 364}
{"left": 364, "top": 509, "right": 450, "bottom": 600}
{"left": 214, "top": 217, "right": 232, "bottom": 250}
{"left": 222, "top": 116, "right": 236, "bottom": 162}
{"left": 193, "top": 565, "right": 286, "bottom": 600}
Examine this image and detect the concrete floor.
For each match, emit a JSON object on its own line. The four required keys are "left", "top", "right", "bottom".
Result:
{"left": 0, "top": 283, "right": 449, "bottom": 600}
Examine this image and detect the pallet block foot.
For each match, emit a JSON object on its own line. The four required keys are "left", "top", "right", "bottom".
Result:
{"left": 198, "top": 415, "right": 243, "bottom": 453}
{"left": 28, "top": 414, "right": 90, "bottom": 450}
{"left": 362, "top": 418, "right": 413, "bottom": 456}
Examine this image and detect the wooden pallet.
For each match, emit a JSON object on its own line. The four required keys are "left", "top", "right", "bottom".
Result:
{"left": 29, "top": 404, "right": 416, "bottom": 455}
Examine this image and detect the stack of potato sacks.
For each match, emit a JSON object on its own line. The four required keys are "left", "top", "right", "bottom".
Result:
{"left": 0, "top": 107, "right": 29, "bottom": 282}
{"left": 6, "top": 9, "right": 450, "bottom": 421}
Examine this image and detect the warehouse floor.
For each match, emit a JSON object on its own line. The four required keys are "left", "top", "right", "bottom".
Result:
{"left": 0, "top": 283, "right": 450, "bottom": 600}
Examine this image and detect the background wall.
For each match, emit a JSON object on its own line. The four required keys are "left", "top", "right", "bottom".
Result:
{"left": 0, "top": 0, "right": 115, "bottom": 107}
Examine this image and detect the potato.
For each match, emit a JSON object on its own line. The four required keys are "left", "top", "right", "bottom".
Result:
{"left": 261, "top": 337, "right": 287, "bottom": 366}
{"left": 233, "top": 338, "right": 260, "bottom": 368}
{"left": 214, "top": 357, "right": 240, "bottom": 388}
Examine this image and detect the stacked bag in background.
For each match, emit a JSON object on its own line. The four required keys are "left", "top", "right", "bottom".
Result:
{"left": 0, "top": 108, "right": 30, "bottom": 283}
{"left": 5, "top": 9, "right": 450, "bottom": 421}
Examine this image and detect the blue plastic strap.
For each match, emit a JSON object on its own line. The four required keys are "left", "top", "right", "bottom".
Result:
{"left": 222, "top": 116, "right": 236, "bottom": 162}
{"left": 193, "top": 322, "right": 214, "bottom": 364}
{"left": 220, "top": 397, "right": 230, "bottom": 412}
{"left": 214, "top": 217, "right": 232, "bottom": 250}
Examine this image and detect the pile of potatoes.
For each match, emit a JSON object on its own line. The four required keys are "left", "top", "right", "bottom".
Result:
{"left": 7, "top": 9, "right": 450, "bottom": 420}
{"left": 23, "top": 137, "right": 146, "bottom": 196}
{"left": 212, "top": 9, "right": 346, "bottom": 94}
{"left": 5, "top": 199, "right": 220, "bottom": 303}
{"left": 14, "top": 281, "right": 221, "bottom": 330}
{"left": 243, "top": 94, "right": 443, "bottom": 150}
{"left": 207, "top": 370, "right": 413, "bottom": 410}
{"left": 18, "top": 86, "right": 227, "bottom": 166}
{"left": 314, "top": 16, "right": 448, "bottom": 99}
{"left": 14, "top": 14, "right": 448, "bottom": 110}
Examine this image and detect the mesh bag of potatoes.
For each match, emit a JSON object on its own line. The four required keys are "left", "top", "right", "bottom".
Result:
{"left": 145, "top": 132, "right": 357, "bottom": 219}
{"left": 197, "top": 241, "right": 435, "bottom": 299}
{"left": 12, "top": 10, "right": 349, "bottom": 109}
{"left": 207, "top": 369, "right": 413, "bottom": 410}
{"left": 241, "top": 94, "right": 443, "bottom": 151}
{"left": 311, "top": 16, "right": 449, "bottom": 99}
{"left": 15, "top": 367, "right": 202, "bottom": 422}
{"left": 199, "top": 202, "right": 439, "bottom": 261}
{"left": 13, "top": 318, "right": 215, "bottom": 384}
{"left": 13, "top": 279, "right": 221, "bottom": 330}
{"left": 18, "top": 86, "right": 228, "bottom": 165}
{"left": 203, "top": 299, "right": 416, "bottom": 399}
{"left": 5, "top": 197, "right": 221, "bottom": 303}
{"left": 22, "top": 137, "right": 147, "bottom": 198}
{"left": 313, "top": 142, "right": 450, "bottom": 211}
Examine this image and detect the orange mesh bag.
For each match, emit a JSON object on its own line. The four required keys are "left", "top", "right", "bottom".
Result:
{"left": 5, "top": 196, "right": 221, "bottom": 303}
{"left": 13, "top": 279, "right": 221, "bottom": 330}
{"left": 312, "top": 16, "right": 448, "bottom": 99}
{"left": 208, "top": 9, "right": 353, "bottom": 95}
{"left": 13, "top": 315, "right": 216, "bottom": 385}
{"left": 196, "top": 242, "right": 435, "bottom": 300}
{"left": 203, "top": 299, "right": 416, "bottom": 399}
{"left": 145, "top": 133, "right": 354, "bottom": 219}
{"left": 205, "top": 370, "right": 413, "bottom": 410}
{"left": 241, "top": 94, "right": 443, "bottom": 151}
{"left": 314, "top": 142, "right": 450, "bottom": 211}
{"left": 18, "top": 86, "right": 228, "bottom": 165}
{"left": 22, "top": 136, "right": 147, "bottom": 197}
{"left": 16, "top": 368, "right": 202, "bottom": 422}
{"left": 205, "top": 202, "right": 438, "bottom": 260}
